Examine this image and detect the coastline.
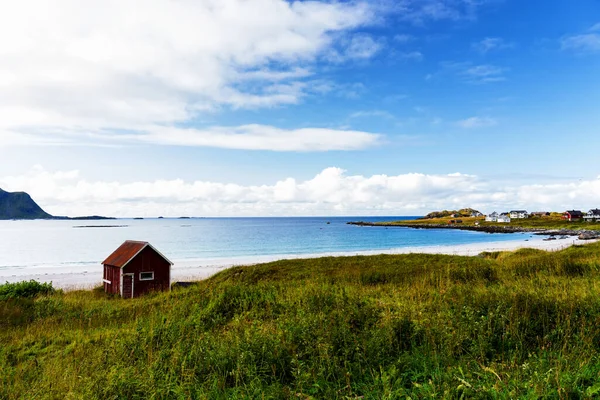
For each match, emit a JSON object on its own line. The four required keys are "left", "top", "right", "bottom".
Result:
{"left": 2, "top": 235, "right": 596, "bottom": 290}
{"left": 347, "top": 221, "right": 600, "bottom": 236}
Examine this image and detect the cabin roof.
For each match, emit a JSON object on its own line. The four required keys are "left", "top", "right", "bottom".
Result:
{"left": 102, "top": 240, "right": 173, "bottom": 268}
{"left": 510, "top": 210, "right": 528, "bottom": 213}
{"left": 588, "top": 209, "right": 600, "bottom": 215}
{"left": 565, "top": 210, "right": 584, "bottom": 215}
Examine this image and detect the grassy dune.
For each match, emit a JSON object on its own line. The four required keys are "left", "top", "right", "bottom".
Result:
{"left": 3, "top": 243, "right": 600, "bottom": 398}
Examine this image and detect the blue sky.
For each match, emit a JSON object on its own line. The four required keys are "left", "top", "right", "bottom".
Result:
{"left": 1, "top": 0, "right": 599, "bottom": 216}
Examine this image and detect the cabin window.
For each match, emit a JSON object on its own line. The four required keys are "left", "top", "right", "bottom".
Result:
{"left": 140, "top": 272, "right": 154, "bottom": 281}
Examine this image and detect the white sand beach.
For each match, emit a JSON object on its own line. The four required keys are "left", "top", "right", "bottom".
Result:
{"left": 2, "top": 235, "right": 596, "bottom": 290}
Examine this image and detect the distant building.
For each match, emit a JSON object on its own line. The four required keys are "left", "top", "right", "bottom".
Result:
{"left": 485, "top": 212, "right": 499, "bottom": 222}
{"left": 450, "top": 213, "right": 460, "bottom": 218}
{"left": 584, "top": 209, "right": 600, "bottom": 222}
{"left": 498, "top": 213, "right": 511, "bottom": 223}
{"left": 563, "top": 210, "right": 584, "bottom": 222}
{"left": 471, "top": 212, "right": 483, "bottom": 217}
{"left": 102, "top": 240, "right": 173, "bottom": 298}
{"left": 509, "top": 210, "right": 529, "bottom": 219}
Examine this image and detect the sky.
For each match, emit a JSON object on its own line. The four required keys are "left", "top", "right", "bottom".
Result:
{"left": 1, "top": 0, "right": 599, "bottom": 217}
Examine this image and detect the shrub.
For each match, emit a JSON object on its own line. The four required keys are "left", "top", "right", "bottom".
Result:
{"left": 0, "top": 280, "right": 56, "bottom": 301}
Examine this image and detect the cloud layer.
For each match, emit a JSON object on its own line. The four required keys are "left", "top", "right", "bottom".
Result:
{"left": 3, "top": 166, "right": 600, "bottom": 217}
{"left": 0, "top": 0, "right": 382, "bottom": 151}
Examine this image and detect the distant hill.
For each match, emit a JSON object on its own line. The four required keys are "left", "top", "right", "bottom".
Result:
{"left": 0, "top": 188, "right": 52, "bottom": 220}
{"left": 420, "top": 208, "right": 482, "bottom": 219}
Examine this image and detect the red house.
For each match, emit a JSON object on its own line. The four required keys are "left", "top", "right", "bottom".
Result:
{"left": 563, "top": 210, "right": 584, "bottom": 222}
{"left": 102, "top": 240, "right": 173, "bottom": 298}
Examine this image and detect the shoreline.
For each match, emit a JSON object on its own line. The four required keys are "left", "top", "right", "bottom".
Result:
{"left": 1, "top": 236, "right": 596, "bottom": 290}
{"left": 347, "top": 221, "right": 600, "bottom": 236}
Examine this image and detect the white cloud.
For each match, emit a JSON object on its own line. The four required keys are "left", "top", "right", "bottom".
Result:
{"left": 463, "top": 64, "right": 507, "bottom": 83}
{"left": 344, "top": 35, "right": 384, "bottom": 59}
{"left": 0, "top": 0, "right": 380, "bottom": 151}
{"left": 133, "top": 125, "right": 383, "bottom": 151}
{"left": 4, "top": 166, "right": 600, "bottom": 217}
{"left": 433, "top": 61, "right": 508, "bottom": 84}
{"left": 0, "top": 124, "right": 382, "bottom": 152}
{"left": 457, "top": 117, "right": 497, "bottom": 128}
{"left": 396, "top": 0, "right": 488, "bottom": 23}
{"left": 0, "top": 0, "right": 504, "bottom": 152}
{"left": 0, "top": 166, "right": 480, "bottom": 216}
{"left": 325, "top": 34, "right": 384, "bottom": 62}
{"left": 561, "top": 23, "right": 600, "bottom": 53}
{"left": 472, "top": 37, "right": 514, "bottom": 54}
{"left": 561, "top": 34, "right": 600, "bottom": 53}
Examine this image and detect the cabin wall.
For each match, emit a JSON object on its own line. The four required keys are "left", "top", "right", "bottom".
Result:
{"left": 122, "top": 246, "right": 171, "bottom": 298}
{"left": 103, "top": 265, "right": 121, "bottom": 295}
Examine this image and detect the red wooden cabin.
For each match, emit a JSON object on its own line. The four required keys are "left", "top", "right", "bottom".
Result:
{"left": 102, "top": 240, "right": 173, "bottom": 298}
{"left": 563, "top": 210, "right": 584, "bottom": 222}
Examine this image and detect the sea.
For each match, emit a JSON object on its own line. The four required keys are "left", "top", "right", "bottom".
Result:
{"left": 0, "top": 217, "right": 535, "bottom": 287}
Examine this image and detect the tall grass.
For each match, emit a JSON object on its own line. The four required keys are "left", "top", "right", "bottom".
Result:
{"left": 3, "top": 243, "right": 600, "bottom": 398}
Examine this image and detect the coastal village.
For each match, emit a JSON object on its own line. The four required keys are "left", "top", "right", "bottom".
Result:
{"left": 481, "top": 209, "right": 600, "bottom": 223}
{"left": 436, "top": 208, "right": 600, "bottom": 226}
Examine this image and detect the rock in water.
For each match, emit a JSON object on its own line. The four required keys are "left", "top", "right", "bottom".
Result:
{"left": 578, "top": 232, "right": 599, "bottom": 240}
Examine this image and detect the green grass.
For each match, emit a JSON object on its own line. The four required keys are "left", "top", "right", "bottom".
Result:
{"left": 3, "top": 243, "right": 600, "bottom": 398}
{"left": 0, "top": 280, "right": 57, "bottom": 301}
{"left": 382, "top": 214, "right": 600, "bottom": 231}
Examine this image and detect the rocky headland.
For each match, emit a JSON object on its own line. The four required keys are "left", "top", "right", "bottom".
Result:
{"left": 0, "top": 187, "right": 113, "bottom": 220}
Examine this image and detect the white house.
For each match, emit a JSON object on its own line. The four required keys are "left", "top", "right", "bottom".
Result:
{"left": 509, "top": 210, "right": 528, "bottom": 219}
{"left": 498, "top": 213, "right": 511, "bottom": 223}
{"left": 584, "top": 209, "right": 600, "bottom": 222}
{"left": 485, "top": 212, "right": 499, "bottom": 222}
{"left": 471, "top": 212, "right": 483, "bottom": 217}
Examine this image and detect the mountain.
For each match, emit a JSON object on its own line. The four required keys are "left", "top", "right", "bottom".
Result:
{"left": 0, "top": 188, "right": 52, "bottom": 220}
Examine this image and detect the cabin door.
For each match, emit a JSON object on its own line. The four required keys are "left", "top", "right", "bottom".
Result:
{"left": 122, "top": 273, "right": 134, "bottom": 298}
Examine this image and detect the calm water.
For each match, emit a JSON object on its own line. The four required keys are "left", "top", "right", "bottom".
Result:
{"left": 0, "top": 217, "right": 529, "bottom": 275}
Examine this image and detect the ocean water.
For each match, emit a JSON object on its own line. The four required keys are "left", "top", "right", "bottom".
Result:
{"left": 1, "top": 216, "right": 527, "bottom": 264}
{"left": 0, "top": 217, "right": 535, "bottom": 286}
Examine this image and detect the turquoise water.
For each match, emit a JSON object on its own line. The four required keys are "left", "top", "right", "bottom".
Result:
{"left": 0, "top": 217, "right": 530, "bottom": 272}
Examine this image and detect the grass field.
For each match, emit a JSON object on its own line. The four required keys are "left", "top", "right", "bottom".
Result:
{"left": 3, "top": 242, "right": 600, "bottom": 398}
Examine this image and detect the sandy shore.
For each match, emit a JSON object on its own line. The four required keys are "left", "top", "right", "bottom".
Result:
{"left": 1, "top": 236, "right": 596, "bottom": 290}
